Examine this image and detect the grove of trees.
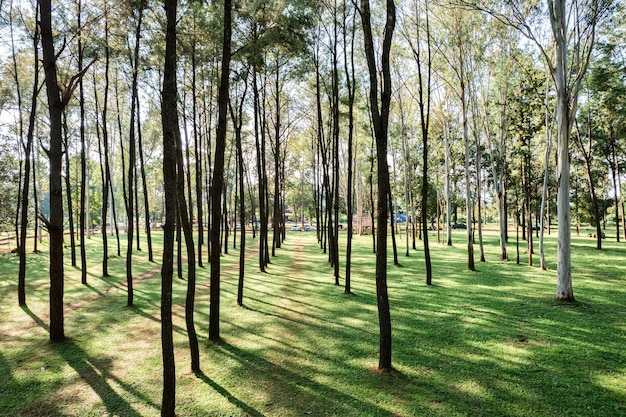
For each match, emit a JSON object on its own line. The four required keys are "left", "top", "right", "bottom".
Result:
{"left": 0, "top": 0, "right": 624, "bottom": 414}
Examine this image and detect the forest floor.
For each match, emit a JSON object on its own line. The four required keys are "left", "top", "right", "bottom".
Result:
{"left": 0, "top": 228, "right": 625, "bottom": 416}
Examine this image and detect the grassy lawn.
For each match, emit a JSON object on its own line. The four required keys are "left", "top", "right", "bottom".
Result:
{"left": 0, "top": 228, "right": 625, "bottom": 416}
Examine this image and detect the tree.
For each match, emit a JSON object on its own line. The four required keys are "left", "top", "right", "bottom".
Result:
{"left": 124, "top": 1, "right": 146, "bottom": 307}
{"left": 12, "top": 0, "right": 39, "bottom": 306}
{"left": 468, "top": 0, "right": 612, "bottom": 299}
{"left": 161, "top": 0, "right": 178, "bottom": 412}
{"left": 403, "top": 0, "right": 433, "bottom": 284}
{"left": 209, "top": 0, "right": 232, "bottom": 341}
{"left": 230, "top": 65, "right": 249, "bottom": 306}
{"left": 77, "top": 0, "right": 88, "bottom": 285}
{"left": 588, "top": 29, "right": 626, "bottom": 243}
{"left": 40, "top": 0, "right": 66, "bottom": 342}
{"left": 343, "top": 0, "right": 357, "bottom": 293}
{"left": 358, "top": 0, "right": 396, "bottom": 372}
{"left": 574, "top": 100, "right": 603, "bottom": 250}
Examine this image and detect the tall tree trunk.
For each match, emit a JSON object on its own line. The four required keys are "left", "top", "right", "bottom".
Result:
{"left": 78, "top": 0, "right": 88, "bottom": 285}
{"left": 409, "top": 0, "right": 433, "bottom": 282}
{"left": 33, "top": 152, "right": 40, "bottom": 253}
{"left": 209, "top": 0, "right": 232, "bottom": 341}
{"left": 551, "top": 0, "right": 582, "bottom": 301}
{"left": 369, "top": 134, "right": 376, "bottom": 253}
{"left": 344, "top": 0, "right": 356, "bottom": 294}
{"left": 253, "top": 64, "right": 267, "bottom": 272}
{"left": 610, "top": 140, "right": 620, "bottom": 242}
{"left": 125, "top": 5, "right": 145, "bottom": 307}
{"left": 175, "top": 107, "right": 199, "bottom": 373}
{"left": 93, "top": 71, "right": 109, "bottom": 277}
{"left": 272, "top": 61, "right": 282, "bottom": 257}
{"left": 62, "top": 113, "right": 76, "bottom": 267}
{"left": 331, "top": 1, "right": 341, "bottom": 283}
{"left": 444, "top": 120, "right": 452, "bottom": 246}
{"left": 458, "top": 46, "right": 474, "bottom": 271}
{"left": 359, "top": 0, "right": 395, "bottom": 372}
{"left": 388, "top": 189, "right": 399, "bottom": 266}
{"left": 137, "top": 95, "right": 153, "bottom": 261}
{"left": 192, "top": 39, "right": 204, "bottom": 267}
{"left": 161, "top": 0, "right": 178, "bottom": 412}
{"left": 522, "top": 157, "right": 533, "bottom": 265}
{"left": 471, "top": 96, "right": 485, "bottom": 263}
{"left": 476, "top": 147, "right": 485, "bottom": 263}
{"left": 230, "top": 75, "right": 248, "bottom": 305}
{"left": 16, "top": 4, "right": 39, "bottom": 305}
{"left": 40, "top": 0, "right": 65, "bottom": 342}
{"left": 575, "top": 120, "right": 602, "bottom": 250}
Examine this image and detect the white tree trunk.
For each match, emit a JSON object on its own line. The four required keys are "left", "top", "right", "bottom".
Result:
{"left": 553, "top": 0, "right": 574, "bottom": 300}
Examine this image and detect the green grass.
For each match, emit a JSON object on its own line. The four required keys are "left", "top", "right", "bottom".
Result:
{"left": 0, "top": 227, "right": 625, "bottom": 416}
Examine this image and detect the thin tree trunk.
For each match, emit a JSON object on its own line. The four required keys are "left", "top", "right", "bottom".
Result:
{"left": 444, "top": 120, "right": 452, "bottom": 246}
{"left": 230, "top": 74, "right": 248, "bottom": 305}
{"left": 175, "top": 108, "right": 200, "bottom": 374}
{"left": 16, "top": 3, "right": 39, "bottom": 305}
{"left": 125, "top": 5, "right": 145, "bottom": 307}
{"left": 389, "top": 190, "right": 399, "bottom": 266}
{"left": 191, "top": 41, "right": 204, "bottom": 267}
{"left": 458, "top": 46, "right": 474, "bottom": 271}
{"left": 33, "top": 150, "right": 40, "bottom": 253}
{"left": 93, "top": 72, "right": 109, "bottom": 277}
{"left": 78, "top": 0, "right": 88, "bottom": 284}
{"left": 253, "top": 65, "right": 267, "bottom": 272}
{"left": 209, "top": 0, "right": 232, "bottom": 341}
{"left": 575, "top": 120, "right": 602, "bottom": 250}
{"left": 369, "top": 134, "right": 376, "bottom": 253}
{"left": 136, "top": 94, "right": 153, "bottom": 261}
{"left": 344, "top": 0, "right": 356, "bottom": 294}
{"left": 62, "top": 112, "right": 76, "bottom": 267}
{"left": 611, "top": 140, "right": 620, "bottom": 242}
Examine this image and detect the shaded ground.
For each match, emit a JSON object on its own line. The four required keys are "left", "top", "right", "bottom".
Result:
{"left": 1, "top": 231, "right": 625, "bottom": 416}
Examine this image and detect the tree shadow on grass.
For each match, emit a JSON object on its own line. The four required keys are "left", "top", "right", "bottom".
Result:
{"left": 0, "top": 350, "right": 70, "bottom": 417}
{"left": 52, "top": 339, "right": 158, "bottom": 417}
{"left": 212, "top": 341, "right": 397, "bottom": 416}
{"left": 21, "top": 305, "right": 49, "bottom": 331}
{"left": 195, "top": 369, "right": 265, "bottom": 417}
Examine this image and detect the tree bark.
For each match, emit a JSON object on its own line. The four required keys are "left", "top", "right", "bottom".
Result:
{"left": 78, "top": 0, "right": 88, "bottom": 285}
{"left": 175, "top": 109, "right": 199, "bottom": 373}
{"left": 40, "top": 0, "right": 65, "bottom": 342}
{"left": 16, "top": 4, "right": 39, "bottom": 305}
{"left": 443, "top": 120, "right": 452, "bottom": 246}
{"left": 209, "top": 0, "right": 232, "bottom": 341}
{"left": 161, "top": 0, "right": 178, "bottom": 412}
{"left": 552, "top": 0, "right": 574, "bottom": 301}
{"left": 359, "top": 0, "right": 395, "bottom": 372}
{"left": 343, "top": 0, "right": 355, "bottom": 293}
{"left": 63, "top": 112, "right": 76, "bottom": 268}
{"left": 230, "top": 75, "right": 248, "bottom": 306}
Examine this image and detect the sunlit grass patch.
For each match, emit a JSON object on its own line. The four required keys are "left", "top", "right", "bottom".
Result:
{"left": 1, "top": 228, "right": 625, "bottom": 416}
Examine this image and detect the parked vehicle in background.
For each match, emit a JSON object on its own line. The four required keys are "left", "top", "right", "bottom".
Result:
{"left": 304, "top": 224, "right": 311, "bottom": 231}
{"left": 291, "top": 225, "right": 299, "bottom": 231}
